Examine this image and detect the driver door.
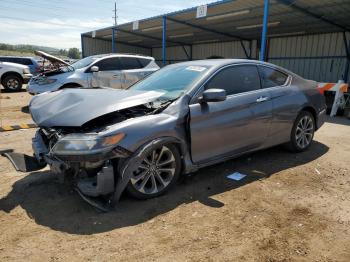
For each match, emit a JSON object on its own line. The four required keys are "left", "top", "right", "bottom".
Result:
{"left": 91, "top": 57, "right": 123, "bottom": 89}
{"left": 189, "top": 64, "right": 273, "bottom": 164}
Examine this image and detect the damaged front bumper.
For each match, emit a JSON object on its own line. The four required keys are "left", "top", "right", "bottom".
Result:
{"left": 32, "top": 129, "right": 135, "bottom": 211}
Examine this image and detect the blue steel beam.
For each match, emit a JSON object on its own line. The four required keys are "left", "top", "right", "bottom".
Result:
{"left": 112, "top": 28, "right": 116, "bottom": 53}
{"left": 162, "top": 16, "right": 167, "bottom": 66}
{"left": 80, "top": 34, "right": 85, "bottom": 58}
{"left": 343, "top": 32, "right": 350, "bottom": 83}
{"left": 277, "top": 0, "right": 350, "bottom": 32}
{"left": 166, "top": 16, "right": 250, "bottom": 58}
{"left": 82, "top": 34, "right": 150, "bottom": 49}
{"left": 260, "top": 0, "right": 270, "bottom": 61}
{"left": 166, "top": 17, "right": 250, "bottom": 41}
{"left": 116, "top": 28, "right": 190, "bottom": 46}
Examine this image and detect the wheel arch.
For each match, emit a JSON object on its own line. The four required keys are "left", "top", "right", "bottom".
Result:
{"left": 58, "top": 82, "right": 82, "bottom": 89}
{"left": 300, "top": 106, "right": 318, "bottom": 130}
{"left": 1, "top": 71, "right": 23, "bottom": 83}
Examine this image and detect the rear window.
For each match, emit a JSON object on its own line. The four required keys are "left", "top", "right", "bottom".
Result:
{"left": 138, "top": 58, "right": 151, "bottom": 67}
{"left": 258, "top": 66, "right": 288, "bottom": 88}
{"left": 120, "top": 57, "right": 142, "bottom": 69}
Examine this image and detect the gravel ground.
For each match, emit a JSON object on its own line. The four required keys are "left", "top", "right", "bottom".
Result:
{"left": 0, "top": 91, "right": 350, "bottom": 262}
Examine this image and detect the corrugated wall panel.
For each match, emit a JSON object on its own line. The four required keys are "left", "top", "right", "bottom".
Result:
{"left": 151, "top": 40, "right": 255, "bottom": 65}
{"left": 269, "top": 32, "right": 349, "bottom": 83}
{"left": 192, "top": 41, "right": 251, "bottom": 60}
{"left": 82, "top": 37, "right": 151, "bottom": 57}
{"left": 152, "top": 46, "right": 190, "bottom": 65}
{"left": 83, "top": 32, "right": 349, "bottom": 83}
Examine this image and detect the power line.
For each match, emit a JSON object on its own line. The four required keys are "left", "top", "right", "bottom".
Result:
{"left": 0, "top": 15, "right": 98, "bottom": 29}
{"left": 0, "top": 0, "right": 69, "bottom": 11}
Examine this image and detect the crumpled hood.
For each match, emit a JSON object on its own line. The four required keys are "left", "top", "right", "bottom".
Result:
{"left": 29, "top": 88, "right": 165, "bottom": 127}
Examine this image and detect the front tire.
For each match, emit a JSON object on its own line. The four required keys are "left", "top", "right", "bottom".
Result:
{"left": 126, "top": 143, "right": 181, "bottom": 200}
{"left": 2, "top": 75, "right": 23, "bottom": 92}
{"left": 287, "top": 111, "right": 315, "bottom": 152}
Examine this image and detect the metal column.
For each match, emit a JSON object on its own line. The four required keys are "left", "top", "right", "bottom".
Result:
{"left": 162, "top": 16, "right": 167, "bottom": 66}
{"left": 260, "top": 0, "right": 270, "bottom": 61}
{"left": 343, "top": 32, "right": 350, "bottom": 83}
{"left": 112, "top": 28, "right": 116, "bottom": 53}
{"left": 80, "top": 34, "right": 85, "bottom": 58}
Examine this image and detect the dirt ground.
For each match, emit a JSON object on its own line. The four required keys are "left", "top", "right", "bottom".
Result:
{"left": 0, "top": 90, "right": 350, "bottom": 262}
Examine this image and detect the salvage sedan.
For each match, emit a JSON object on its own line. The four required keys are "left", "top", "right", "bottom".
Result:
{"left": 29, "top": 59, "right": 326, "bottom": 210}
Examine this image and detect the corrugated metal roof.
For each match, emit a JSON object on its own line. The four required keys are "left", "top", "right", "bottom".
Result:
{"left": 81, "top": 0, "right": 350, "bottom": 48}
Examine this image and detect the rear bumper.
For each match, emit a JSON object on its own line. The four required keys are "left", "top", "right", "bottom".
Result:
{"left": 23, "top": 74, "right": 32, "bottom": 84}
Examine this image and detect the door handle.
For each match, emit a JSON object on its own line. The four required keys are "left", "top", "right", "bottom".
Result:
{"left": 113, "top": 74, "right": 120, "bottom": 78}
{"left": 256, "top": 96, "right": 269, "bottom": 103}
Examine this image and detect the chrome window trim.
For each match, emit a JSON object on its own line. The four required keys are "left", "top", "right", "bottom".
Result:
{"left": 190, "top": 62, "right": 292, "bottom": 104}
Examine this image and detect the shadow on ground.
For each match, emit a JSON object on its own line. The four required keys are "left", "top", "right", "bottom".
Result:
{"left": 324, "top": 115, "right": 349, "bottom": 126}
{"left": 21, "top": 105, "right": 29, "bottom": 114}
{"left": 0, "top": 141, "right": 329, "bottom": 235}
{"left": 0, "top": 88, "right": 27, "bottom": 93}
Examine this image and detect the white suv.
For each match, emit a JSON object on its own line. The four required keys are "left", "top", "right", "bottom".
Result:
{"left": 0, "top": 62, "right": 32, "bottom": 91}
{"left": 27, "top": 53, "right": 160, "bottom": 95}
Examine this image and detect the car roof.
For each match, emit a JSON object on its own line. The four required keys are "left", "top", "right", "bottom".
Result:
{"left": 89, "top": 53, "right": 154, "bottom": 60}
{"left": 167, "top": 59, "right": 295, "bottom": 75}
{"left": 0, "top": 56, "right": 35, "bottom": 59}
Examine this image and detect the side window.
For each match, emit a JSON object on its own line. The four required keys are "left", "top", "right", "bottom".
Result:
{"left": 205, "top": 65, "right": 261, "bottom": 96}
{"left": 94, "top": 58, "right": 122, "bottom": 71}
{"left": 21, "top": 58, "right": 33, "bottom": 65}
{"left": 138, "top": 58, "right": 151, "bottom": 68}
{"left": 258, "top": 66, "right": 288, "bottom": 88}
{"left": 12, "top": 58, "right": 22, "bottom": 64}
{"left": 0, "top": 57, "right": 10, "bottom": 62}
{"left": 120, "top": 57, "right": 142, "bottom": 70}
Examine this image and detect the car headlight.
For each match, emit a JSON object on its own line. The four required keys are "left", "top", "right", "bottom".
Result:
{"left": 38, "top": 78, "right": 57, "bottom": 85}
{"left": 52, "top": 133, "right": 125, "bottom": 155}
{"left": 23, "top": 68, "right": 31, "bottom": 74}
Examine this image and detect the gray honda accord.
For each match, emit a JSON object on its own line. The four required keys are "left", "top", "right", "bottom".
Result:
{"left": 29, "top": 59, "right": 326, "bottom": 210}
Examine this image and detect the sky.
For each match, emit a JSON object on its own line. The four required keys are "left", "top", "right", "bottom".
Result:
{"left": 0, "top": 0, "right": 215, "bottom": 49}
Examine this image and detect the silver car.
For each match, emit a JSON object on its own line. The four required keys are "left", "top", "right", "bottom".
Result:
{"left": 27, "top": 52, "right": 159, "bottom": 95}
{"left": 29, "top": 59, "right": 326, "bottom": 211}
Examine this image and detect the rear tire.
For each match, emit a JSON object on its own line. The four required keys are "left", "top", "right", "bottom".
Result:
{"left": 2, "top": 75, "right": 23, "bottom": 92}
{"left": 126, "top": 143, "right": 181, "bottom": 200}
{"left": 286, "top": 111, "right": 315, "bottom": 152}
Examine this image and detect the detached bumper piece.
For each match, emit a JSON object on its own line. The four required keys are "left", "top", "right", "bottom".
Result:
{"left": 2, "top": 152, "right": 46, "bottom": 172}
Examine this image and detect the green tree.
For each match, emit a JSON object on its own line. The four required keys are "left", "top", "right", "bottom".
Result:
{"left": 67, "top": 48, "right": 80, "bottom": 59}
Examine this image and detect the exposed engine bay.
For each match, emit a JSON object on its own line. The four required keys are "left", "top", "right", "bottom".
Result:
{"left": 31, "top": 97, "right": 173, "bottom": 211}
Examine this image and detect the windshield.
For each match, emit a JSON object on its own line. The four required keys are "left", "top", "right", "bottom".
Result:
{"left": 130, "top": 64, "right": 210, "bottom": 100}
{"left": 71, "top": 56, "right": 98, "bottom": 70}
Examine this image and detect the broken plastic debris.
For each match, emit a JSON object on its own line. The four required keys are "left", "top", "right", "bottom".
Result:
{"left": 315, "top": 168, "right": 321, "bottom": 175}
{"left": 227, "top": 172, "right": 247, "bottom": 181}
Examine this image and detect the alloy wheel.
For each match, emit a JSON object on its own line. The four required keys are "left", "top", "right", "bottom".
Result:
{"left": 295, "top": 115, "right": 314, "bottom": 149}
{"left": 130, "top": 145, "right": 176, "bottom": 194}
{"left": 6, "top": 78, "right": 19, "bottom": 90}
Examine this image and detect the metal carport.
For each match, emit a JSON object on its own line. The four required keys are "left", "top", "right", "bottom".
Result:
{"left": 81, "top": 0, "right": 350, "bottom": 83}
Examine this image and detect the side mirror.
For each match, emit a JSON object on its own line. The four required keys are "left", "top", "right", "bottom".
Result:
{"left": 198, "top": 88, "right": 226, "bottom": 103}
{"left": 90, "top": 66, "right": 99, "bottom": 72}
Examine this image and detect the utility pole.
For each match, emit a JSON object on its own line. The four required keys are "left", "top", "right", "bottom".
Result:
{"left": 112, "top": 1, "right": 117, "bottom": 26}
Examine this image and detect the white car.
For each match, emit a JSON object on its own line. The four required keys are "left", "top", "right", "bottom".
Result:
{"left": 0, "top": 62, "right": 32, "bottom": 91}
{"left": 27, "top": 52, "right": 160, "bottom": 95}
